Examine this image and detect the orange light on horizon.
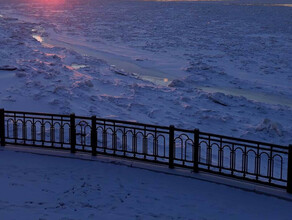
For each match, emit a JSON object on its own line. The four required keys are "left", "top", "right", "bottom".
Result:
{"left": 30, "top": 0, "right": 67, "bottom": 5}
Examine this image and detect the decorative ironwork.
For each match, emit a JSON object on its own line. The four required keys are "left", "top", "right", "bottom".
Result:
{"left": 0, "top": 109, "right": 290, "bottom": 192}
{"left": 3, "top": 111, "right": 71, "bottom": 149}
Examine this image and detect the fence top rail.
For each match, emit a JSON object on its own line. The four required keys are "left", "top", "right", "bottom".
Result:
{"left": 174, "top": 127, "right": 287, "bottom": 149}
{"left": 75, "top": 115, "right": 170, "bottom": 130}
{"left": 199, "top": 131, "right": 287, "bottom": 150}
{"left": 199, "top": 136, "right": 288, "bottom": 153}
{"left": 4, "top": 110, "right": 170, "bottom": 130}
{"left": 4, "top": 110, "right": 69, "bottom": 118}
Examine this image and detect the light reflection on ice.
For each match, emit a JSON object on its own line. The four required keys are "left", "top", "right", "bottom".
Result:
{"left": 39, "top": 34, "right": 175, "bottom": 86}
{"left": 32, "top": 34, "right": 54, "bottom": 48}
{"left": 265, "top": 4, "right": 292, "bottom": 7}
{"left": 45, "top": 53, "right": 65, "bottom": 59}
{"left": 29, "top": 0, "right": 67, "bottom": 5}
{"left": 73, "top": 72, "right": 92, "bottom": 80}
{"left": 148, "top": 1, "right": 292, "bottom": 6}
{"left": 71, "top": 64, "right": 88, "bottom": 70}
{"left": 144, "top": 0, "right": 227, "bottom": 1}
{"left": 198, "top": 86, "right": 292, "bottom": 108}
{"left": 241, "top": 3, "right": 292, "bottom": 8}
{"left": 32, "top": 34, "right": 43, "bottom": 43}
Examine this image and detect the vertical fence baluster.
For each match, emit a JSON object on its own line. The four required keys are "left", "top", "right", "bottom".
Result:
{"left": 169, "top": 125, "right": 174, "bottom": 169}
{"left": 50, "top": 116, "right": 55, "bottom": 146}
{"left": 41, "top": 119, "right": 45, "bottom": 146}
{"left": 60, "top": 117, "right": 64, "bottom": 148}
{"left": 91, "top": 116, "right": 97, "bottom": 156}
{"left": 255, "top": 144, "right": 260, "bottom": 181}
{"left": 13, "top": 113, "right": 17, "bottom": 143}
{"left": 287, "top": 145, "right": 292, "bottom": 193}
{"left": 231, "top": 144, "right": 235, "bottom": 176}
{"left": 193, "top": 129, "right": 199, "bottom": 173}
{"left": 32, "top": 119, "right": 36, "bottom": 145}
{"left": 219, "top": 137, "right": 223, "bottom": 173}
{"left": 22, "top": 113, "right": 26, "bottom": 144}
{"left": 143, "top": 126, "right": 147, "bottom": 158}
{"left": 103, "top": 121, "right": 107, "bottom": 152}
{"left": 81, "top": 125, "right": 85, "bottom": 149}
{"left": 132, "top": 128, "right": 137, "bottom": 157}
{"left": 0, "top": 109, "right": 5, "bottom": 146}
{"left": 154, "top": 128, "right": 157, "bottom": 161}
{"left": 122, "top": 128, "right": 127, "bottom": 156}
{"left": 181, "top": 136, "right": 183, "bottom": 165}
{"left": 70, "top": 113, "right": 76, "bottom": 153}
{"left": 243, "top": 146, "right": 247, "bottom": 178}
{"left": 207, "top": 135, "right": 211, "bottom": 170}
{"left": 268, "top": 146, "right": 273, "bottom": 184}
{"left": 113, "top": 122, "right": 117, "bottom": 154}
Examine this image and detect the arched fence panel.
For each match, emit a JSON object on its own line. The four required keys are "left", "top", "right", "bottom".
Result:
{"left": 3, "top": 111, "right": 71, "bottom": 149}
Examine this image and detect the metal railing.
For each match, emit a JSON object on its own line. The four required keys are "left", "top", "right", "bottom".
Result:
{"left": 0, "top": 109, "right": 291, "bottom": 192}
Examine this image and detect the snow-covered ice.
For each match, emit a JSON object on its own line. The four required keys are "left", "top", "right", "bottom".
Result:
{"left": 0, "top": 147, "right": 292, "bottom": 219}
{"left": 0, "top": 0, "right": 291, "bottom": 145}
{"left": 1, "top": 1, "right": 292, "bottom": 218}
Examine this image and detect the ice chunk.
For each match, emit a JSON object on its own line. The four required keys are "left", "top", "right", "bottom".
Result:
{"left": 168, "top": 79, "right": 185, "bottom": 88}
{"left": 0, "top": 65, "right": 17, "bottom": 71}
{"left": 256, "top": 119, "right": 283, "bottom": 137}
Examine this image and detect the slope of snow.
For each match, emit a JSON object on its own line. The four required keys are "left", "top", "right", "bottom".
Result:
{"left": 0, "top": 147, "right": 292, "bottom": 219}
{"left": 0, "top": 0, "right": 291, "bottom": 145}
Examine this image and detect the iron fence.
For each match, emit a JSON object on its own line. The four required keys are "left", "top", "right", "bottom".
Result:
{"left": 0, "top": 109, "right": 291, "bottom": 192}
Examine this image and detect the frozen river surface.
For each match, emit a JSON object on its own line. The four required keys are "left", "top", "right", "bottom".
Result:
{"left": 0, "top": 0, "right": 291, "bottom": 144}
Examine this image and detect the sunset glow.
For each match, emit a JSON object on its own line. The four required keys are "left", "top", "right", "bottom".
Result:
{"left": 30, "top": 0, "right": 67, "bottom": 5}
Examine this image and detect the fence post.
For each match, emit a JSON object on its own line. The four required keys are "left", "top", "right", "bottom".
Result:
{"left": 169, "top": 125, "right": 175, "bottom": 169}
{"left": 193, "top": 129, "right": 200, "bottom": 173}
{"left": 91, "top": 116, "right": 97, "bottom": 156}
{"left": 70, "top": 113, "right": 76, "bottom": 153}
{"left": 287, "top": 145, "right": 292, "bottom": 193}
{"left": 0, "top": 109, "right": 5, "bottom": 146}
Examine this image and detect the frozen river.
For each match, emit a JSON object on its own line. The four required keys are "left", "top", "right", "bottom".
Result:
{"left": 0, "top": 0, "right": 291, "bottom": 144}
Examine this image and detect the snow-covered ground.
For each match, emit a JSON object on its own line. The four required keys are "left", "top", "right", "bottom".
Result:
{"left": 0, "top": 0, "right": 291, "bottom": 145}
{"left": 0, "top": 146, "right": 291, "bottom": 219}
